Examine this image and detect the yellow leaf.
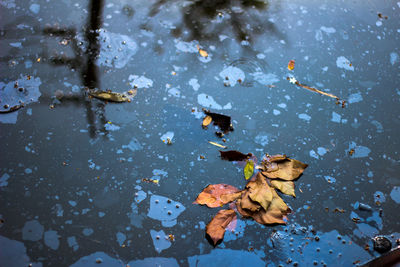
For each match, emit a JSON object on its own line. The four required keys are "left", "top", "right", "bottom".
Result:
{"left": 244, "top": 160, "right": 254, "bottom": 180}
{"left": 208, "top": 141, "right": 227, "bottom": 149}
{"left": 197, "top": 45, "right": 208, "bottom": 58}
{"left": 287, "top": 60, "right": 295, "bottom": 71}
{"left": 199, "top": 49, "right": 208, "bottom": 58}
{"left": 202, "top": 115, "right": 212, "bottom": 127}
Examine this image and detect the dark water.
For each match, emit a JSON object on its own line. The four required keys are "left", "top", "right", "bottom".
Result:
{"left": 1, "top": 0, "right": 400, "bottom": 266}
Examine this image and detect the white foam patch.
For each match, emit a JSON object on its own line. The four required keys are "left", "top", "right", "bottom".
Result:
{"left": 189, "top": 78, "right": 200, "bottom": 91}
{"left": 336, "top": 56, "right": 354, "bottom": 71}
{"left": 390, "top": 52, "right": 399, "bottom": 65}
{"left": 174, "top": 39, "right": 198, "bottom": 53}
{"left": 197, "top": 94, "right": 231, "bottom": 110}
{"left": 219, "top": 66, "right": 245, "bottom": 87}
{"left": 98, "top": 30, "right": 138, "bottom": 69}
{"left": 128, "top": 75, "right": 153, "bottom": 88}
{"left": 251, "top": 72, "right": 279, "bottom": 85}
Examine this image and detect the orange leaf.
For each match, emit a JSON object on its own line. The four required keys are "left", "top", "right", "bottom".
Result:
{"left": 288, "top": 60, "right": 295, "bottom": 71}
{"left": 202, "top": 115, "right": 212, "bottom": 127}
{"left": 206, "top": 209, "right": 236, "bottom": 245}
{"left": 194, "top": 184, "right": 241, "bottom": 208}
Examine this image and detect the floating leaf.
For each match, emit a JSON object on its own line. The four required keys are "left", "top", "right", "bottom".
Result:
{"left": 194, "top": 184, "right": 240, "bottom": 208}
{"left": 202, "top": 115, "right": 212, "bottom": 127}
{"left": 219, "top": 150, "right": 251, "bottom": 162}
{"left": 203, "top": 110, "right": 233, "bottom": 133}
{"left": 247, "top": 172, "right": 272, "bottom": 210}
{"left": 261, "top": 156, "right": 308, "bottom": 181}
{"left": 288, "top": 60, "right": 295, "bottom": 71}
{"left": 88, "top": 89, "right": 135, "bottom": 103}
{"left": 270, "top": 180, "right": 296, "bottom": 197}
{"left": 250, "top": 189, "right": 291, "bottom": 225}
{"left": 197, "top": 45, "right": 209, "bottom": 58}
{"left": 244, "top": 160, "right": 254, "bottom": 180}
{"left": 208, "top": 141, "right": 227, "bottom": 149}
{"left": 236, "top": 173, "right": 291, "bottom": 225}
{"left": 206, "top": 209, "right": 236, "bottom": 246}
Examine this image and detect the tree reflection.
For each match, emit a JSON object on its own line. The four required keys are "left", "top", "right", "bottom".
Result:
{"left": 42, "top": 0, "right": 107, "bottom": 139}
{"left": 149, "top": 0, "right": 285, "bottom": 43}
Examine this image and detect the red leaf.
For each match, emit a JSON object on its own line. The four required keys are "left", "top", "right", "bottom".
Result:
{"left": 194, "top": 184, "right": 241, "bottom": 208}
{"left": 206, "top": 209, "right": 237, "bottom": 246}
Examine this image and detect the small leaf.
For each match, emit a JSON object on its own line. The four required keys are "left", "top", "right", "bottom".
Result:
{"left": 197, "top": 45, "right": 208, "bottom": 58}
{"left": 288, "top": 60, "right": 295, "bottom": 71}
{"left": 206, "top": 209, "right": 236, "bottom": 246}
{"left": 194, "top": 184, "right": 240, "bottom": 208}
{"left": 244, "top": 160, "right": 254, "bottom": 180}
{"left": 202, "top": 115, "right": 212, "bottom": 127}
{"left": 270, "top": 180, "right": 296, "bottom": 197}
{"left": 208, "top": 141, "right": 227, "bottom": 149}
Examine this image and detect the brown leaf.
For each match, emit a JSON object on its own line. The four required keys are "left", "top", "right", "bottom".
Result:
{"left": 206, "top": 209, "right": 236, "bottom": 246}
{"left": 251, "top": 189, "right": 291, "bottom": 224}
{"left": 240, "top": 190, "right": 261, "bottom": 212}
{"left": 202, "top": 115, "right": 212, "bottom": 127}
{"left": 220, "top": 191, "right": 242, "bottom": 204}
{"left": 194, "top": 184, "right": 240, "bottom": 208}
{"left": 219, "top": 150, "right": 251, "bottom": 162}
{"left": 270, "top": 180, "right": 296, "bottom": 197}
{"left": 262, "top": 157, "right": 308, "bottom": 181}
{"left": 203, "top": 110, "right": 233, "bottom": 133}
{"left": 247, "top": 173, "right": 273, "bottom": 210}
{"left": 236, "top": 198, "right": 255, "bottom": 217}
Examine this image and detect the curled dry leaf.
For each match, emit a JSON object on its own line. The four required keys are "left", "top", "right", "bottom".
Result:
{"left": 270, "top": 180, "right": 296, "bottom": 197}
{"left": 236, "top": 173, "right": 291, "bottom": 225}
{"left": 250, "top": 189, "right": 291, "bottom": 224}
{"left": 202, "top": 115, "right": 212, "bottom": 127}
{"left": 219, "top": 150, "right": 251, "bottom": 162}
{"left": 261, "top": 155, "right": 308, "bottom": 181}
{"left": 246, "top": 172, "right": 272, "bottom": 211}
{"left": 203, "top": 110, "right": 233, "bottom": 133}
{"left": 194, "top": 184, "right": 241, "bottom": 208}
{"left": 206, "top": 209, "right": 236, "bottom": 246}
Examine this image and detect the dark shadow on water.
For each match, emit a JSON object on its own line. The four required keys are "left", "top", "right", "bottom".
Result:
{"left": 148, "top": 0, "right": 286, "bottom": 43}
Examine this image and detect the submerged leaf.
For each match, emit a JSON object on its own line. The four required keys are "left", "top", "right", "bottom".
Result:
{"left": 219, "top": 150, "right": 251, "bottom": 162}
{"left": 270, "top": 180, "right": 296, "bottom": 197}
{"left": 202, "top": 115, "right": 212, "bottom": 127}
{"left": 194, "top": 184, "right": 240, "bottom": 208}
{"left": 244, "top": 160, "right": 254, "bottom": 180}
{"left": 208, "top": 141, "right": 227, "bottom": 149}
{"left": 206, "top": 209, "right": 236, "bottom": 246}
{"left": 88, "top": 89, "right": 135, "bottom": 102}
{"left": 262, "top": 156, "right": 308, "bottom": 181}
